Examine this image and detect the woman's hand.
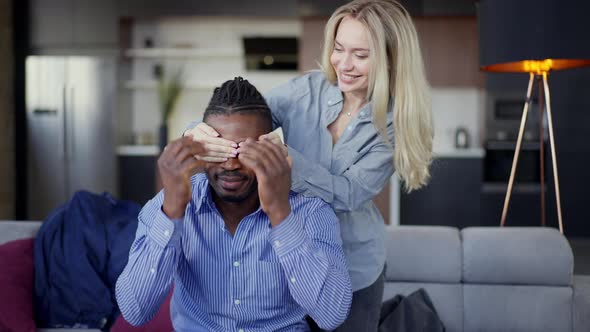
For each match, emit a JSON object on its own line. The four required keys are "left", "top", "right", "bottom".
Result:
{"left": 184, "top": 123, "right": 238, "bottom": 162}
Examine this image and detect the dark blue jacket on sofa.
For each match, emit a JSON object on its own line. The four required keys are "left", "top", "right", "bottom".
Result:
{"left": 34, "top": 191, "right": 141, "bottom": 330}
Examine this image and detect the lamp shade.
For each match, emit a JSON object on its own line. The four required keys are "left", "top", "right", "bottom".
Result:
{"left": 479, "top": 0, "right": 590, "bottom": 72}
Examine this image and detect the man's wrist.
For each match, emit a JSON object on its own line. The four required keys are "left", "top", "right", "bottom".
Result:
{"left": 267, "top": 204, "right": 292, "bottom": 227}
{"left": 163, "top": 195, "right": 187, "bottom": 219}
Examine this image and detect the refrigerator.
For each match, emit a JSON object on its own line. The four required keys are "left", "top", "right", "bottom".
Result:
{"left": 26, "top": 56, "right": 117, "bottom": 220}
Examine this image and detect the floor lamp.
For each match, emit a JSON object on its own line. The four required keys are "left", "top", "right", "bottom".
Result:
{"left": 478, "top": 0, "right": 590, "bottom": 234}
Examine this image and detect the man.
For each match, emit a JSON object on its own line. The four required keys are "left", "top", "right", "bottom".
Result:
{"left": 116, "top": 77, "right": 352, "bottom": 332}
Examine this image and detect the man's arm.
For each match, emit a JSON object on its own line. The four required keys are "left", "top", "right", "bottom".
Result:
{"left": 269, "top": 201, "right": 352, "bottom": 330}
{"left": 116, "top": 137, "right": 204, "bottom": 325}
{"left": 237, "top": 138, "right": 352, "bottom": 329}
{"left": 115, "top": 192, "right": 183, "bottom": 325}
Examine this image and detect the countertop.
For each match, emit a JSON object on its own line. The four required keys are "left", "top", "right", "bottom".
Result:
{"left": 433, "top": 147, "right": 485, "bottom": 158}
{"left": 117, "top": 145, "right": 486, "bottom": 158}
{"left": 117, "top": 145, "right": 159, "bottom": 156}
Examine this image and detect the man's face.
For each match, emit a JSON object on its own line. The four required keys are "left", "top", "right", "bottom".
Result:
{"left": 204, "top": 113, "right": 269, "bottom": 203}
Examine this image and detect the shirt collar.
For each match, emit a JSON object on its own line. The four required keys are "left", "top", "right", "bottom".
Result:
{"left": 324, "top": 80, "right": 382, "bottom": 121}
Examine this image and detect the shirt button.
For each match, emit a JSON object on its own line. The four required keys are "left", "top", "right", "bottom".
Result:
{"left": 234, "top": 299, "right": 241, "bottom": 305}
{"left": 150, "top": 267, "right": 156, "bottom": 274}
{"left": 233, "top": 261, "right": 240, "bottom": 267}
{"left": 290, "top": 277, "right": 296, "bottom": 283}
{"left": 238, "top": 329, "right": 244, "bottom": 332}
{"left": 163, "top": 230, "right": 170, "bottom": 237}
{"left": 274, "top": 240, "right": 281, "bottom": 247}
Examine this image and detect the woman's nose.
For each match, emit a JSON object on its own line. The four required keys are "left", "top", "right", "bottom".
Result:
{"left": 338, "top": 53, "right": 354, "bottom": 71}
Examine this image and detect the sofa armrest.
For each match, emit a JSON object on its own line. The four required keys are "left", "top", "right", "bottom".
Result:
{"left": 574, "top": 275, "right": 590, "bottom": 332}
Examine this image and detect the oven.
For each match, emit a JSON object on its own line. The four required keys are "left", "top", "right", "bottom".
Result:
{"left": 484, "top": 140, "right": 542, "bottom": 184}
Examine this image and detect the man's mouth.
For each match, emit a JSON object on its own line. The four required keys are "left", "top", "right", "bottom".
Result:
{"left": 217, "top": 175, "right": 246, "bottom": 190}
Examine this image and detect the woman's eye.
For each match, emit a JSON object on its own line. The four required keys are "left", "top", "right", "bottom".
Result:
{"left": 355, "top": 54, "right": 368, "bottom": 59}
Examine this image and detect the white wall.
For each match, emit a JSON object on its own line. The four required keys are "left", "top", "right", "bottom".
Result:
{"left": 128, "top": 17, "right": 301, "bottom": 143}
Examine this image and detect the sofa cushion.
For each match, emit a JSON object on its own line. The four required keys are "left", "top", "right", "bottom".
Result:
{"left": 462, "top": 227, "right": 573, "bottom": 285}
{"left": 0, "top": 238, "right": 36, "bottom": 332}
{"left": 463, "top": 284, "right": 572, "bottom": 332}
{"left": 384, "top": 226, "right": 461, "bottom": 283}
{"left": 383, "top": 282, "right": 463, "bottom": 332}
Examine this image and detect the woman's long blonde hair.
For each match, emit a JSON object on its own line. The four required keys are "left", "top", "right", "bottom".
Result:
{"left": 321, "top": 0, "right": 433, "bottom": 192}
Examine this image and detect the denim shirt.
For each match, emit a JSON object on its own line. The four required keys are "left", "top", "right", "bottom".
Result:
{"left": 265, "top": 71, "right": 394, "bottom": 291}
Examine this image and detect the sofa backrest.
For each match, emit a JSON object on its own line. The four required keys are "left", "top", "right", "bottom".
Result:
{"left": 383, "top": 225, "right": 463, "bottom": 332}
{"left": 461, "top": 227, "right": 574, "bottom": 332}
{"left": 0, "top": 221, "right": 42, "bottom": 245}
{"left": 385, "top": 225, "right": 462, "bottom": 283}
{"left": 462, "top": 227, "right": 573, "bottom": 286}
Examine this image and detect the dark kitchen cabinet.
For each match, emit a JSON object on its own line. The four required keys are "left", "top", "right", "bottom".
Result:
{"left": 400, "top": 156, "right": 483, "bottom": 228}
{"left": 118, "top": 154, "right": 157, "bottom": 206}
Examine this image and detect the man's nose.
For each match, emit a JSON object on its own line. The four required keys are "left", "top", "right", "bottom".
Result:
{"left": 221, "top": 156, "right": 241, "bottom": 170}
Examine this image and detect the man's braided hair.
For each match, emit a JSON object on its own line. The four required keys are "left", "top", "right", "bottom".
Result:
{"left": 203, "top": 77, "right": 272, "bottom": 131}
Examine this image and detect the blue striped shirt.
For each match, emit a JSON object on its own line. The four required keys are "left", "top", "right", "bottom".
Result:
{"left": 116, "top": 174, "right": 352, "bottom": 332}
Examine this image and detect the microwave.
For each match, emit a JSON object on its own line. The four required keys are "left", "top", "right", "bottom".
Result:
{"left": 485, "top": 92, "right": 542, "bottom": 142}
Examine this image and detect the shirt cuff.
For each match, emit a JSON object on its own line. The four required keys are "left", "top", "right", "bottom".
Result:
{"left": 147, "top": 208, "right": 184, "bottom": 248}
{"left": 268, "top": 210, "right": 307, "bottom": 258}
{"left": 287, "top": 146, "right": 309, "bottom": 193}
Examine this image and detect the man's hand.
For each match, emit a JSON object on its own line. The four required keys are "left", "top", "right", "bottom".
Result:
{"left": 158, "top": 136, "right": 206, "bottom": 219}
{"left": 237, "top": 138, "right": 292, "bottom": 226}
{"left": 184, "top": 122, "right": 238, "bottom": 162}
{"left": 259, "top": 132, "right": 288, "bottom": 157}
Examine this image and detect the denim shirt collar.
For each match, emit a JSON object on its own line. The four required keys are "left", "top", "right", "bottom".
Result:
{"left": 324, "top": 80, "right": 376, "bottom": 122}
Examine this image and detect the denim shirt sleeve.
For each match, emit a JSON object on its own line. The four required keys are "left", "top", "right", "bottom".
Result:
{"left": 287, "top": 134, "right": 394, "bottom": 212}
{"left": 265, "top": 76, "right": 306, "bottom": 131}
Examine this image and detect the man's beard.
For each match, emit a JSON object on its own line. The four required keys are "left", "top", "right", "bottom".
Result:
{"left": 208, "top": 170, "right": 258, "bottom": 203}
{"left": 216, "top": 179, "right": 258, "bottom": 203}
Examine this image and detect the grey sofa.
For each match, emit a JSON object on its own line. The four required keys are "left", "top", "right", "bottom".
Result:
{"left": 3, "top": 221, "right": 590, "bottom": 331}
{"left": 384, "top": 225, "right": 590, "bottom": 332}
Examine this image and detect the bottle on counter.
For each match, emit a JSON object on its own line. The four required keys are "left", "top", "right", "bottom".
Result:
{"left": 455, "top": 127, "right": 470, "bottom": 149}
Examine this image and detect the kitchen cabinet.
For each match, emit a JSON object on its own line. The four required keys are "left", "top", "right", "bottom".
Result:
{"left": 30, "top": 0, "right": 118, "bottom": 51}
{"left": 400, "top": 154, "right": 483, "bottom": 228}
{"left": 117, "top": 146, "right": 159, "bottom": 206}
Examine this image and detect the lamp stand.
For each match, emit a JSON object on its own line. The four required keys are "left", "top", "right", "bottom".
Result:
{"left": 500, "top": 71, "right": 564, "bottom": 233}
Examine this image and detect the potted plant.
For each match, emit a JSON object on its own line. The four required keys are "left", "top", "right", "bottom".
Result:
{"left": 155, "top": 64, "right": 184, "bottom": 151}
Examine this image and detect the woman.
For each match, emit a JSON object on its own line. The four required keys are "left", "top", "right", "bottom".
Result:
{"left": 186, "top": 1, "right": 433, "bottom": 330}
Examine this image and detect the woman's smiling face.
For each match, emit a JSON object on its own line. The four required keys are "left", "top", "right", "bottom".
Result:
{"left": 330, "top": 16, "right": 371, "bottom": 97}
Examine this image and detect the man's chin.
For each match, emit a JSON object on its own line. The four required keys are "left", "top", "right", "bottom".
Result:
{"left": 217, "top": 192, "right": 250, "bottom": 203}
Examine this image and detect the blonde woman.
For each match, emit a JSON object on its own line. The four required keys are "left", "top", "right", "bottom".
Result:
{"left": 185, "top": 0, "right": 432, "bottom": 330}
